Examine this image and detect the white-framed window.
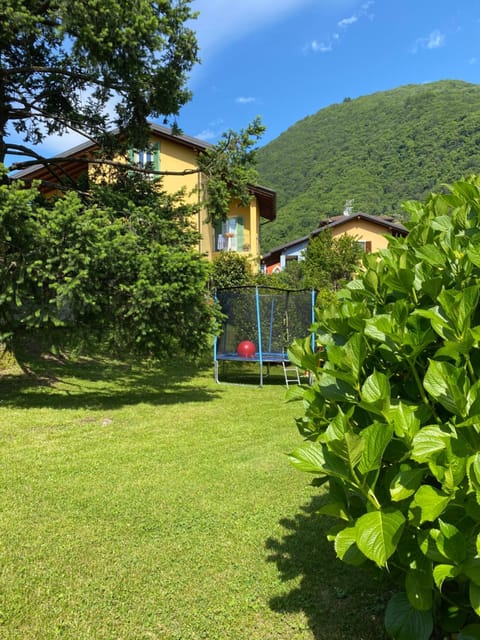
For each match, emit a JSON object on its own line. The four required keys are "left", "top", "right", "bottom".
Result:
{"left": 215, "top": 216, "right": 244, "bottom": 252}
{"left": 128, "top": 143, "right": 160, "bottom": 178}
{"left": 356, "top": 240, "right": 372, "bottom": 253}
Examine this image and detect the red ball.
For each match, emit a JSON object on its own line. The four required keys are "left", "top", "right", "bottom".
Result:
{"left": 237, "top": 340, "right": 256, "bottom": 358}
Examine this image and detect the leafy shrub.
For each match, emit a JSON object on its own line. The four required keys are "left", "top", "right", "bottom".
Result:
{"left": 211, "top": 251, "right": 252, "bottom": 289}
{"left": 288, "top": 176, "right": 480, "bottom": 639}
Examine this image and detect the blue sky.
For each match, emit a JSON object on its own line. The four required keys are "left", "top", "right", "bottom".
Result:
{"left": 178, "top": 0, "right": 480, "bottom": 146}
{"left": 9, "top": 0, "right": 480, "bottom": 159}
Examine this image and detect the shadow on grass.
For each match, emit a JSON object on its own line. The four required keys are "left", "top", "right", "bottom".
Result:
{"left": 266, "top": 495, "right": 392, "bottom": 640}
{"left": 0, "top": 356, "right": 222, "bottom": 410}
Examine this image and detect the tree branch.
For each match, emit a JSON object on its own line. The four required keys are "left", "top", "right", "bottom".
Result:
{"left": 7, "top": 144, "right": 79, "bottom": 186}
{"left": 3, "top": 66, "right": 124, "bottom": 92}
{"left": 9, "top": 154, "right": 201, "bottom": 178}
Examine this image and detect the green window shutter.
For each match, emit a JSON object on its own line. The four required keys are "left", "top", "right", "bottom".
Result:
{"left": 236, "top": 216, "right": 244, "bottom": 250}
{"left": 128, "top": 148, "right": 135, "bottom": 163}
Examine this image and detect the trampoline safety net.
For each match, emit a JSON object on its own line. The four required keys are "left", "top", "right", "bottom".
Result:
{"left": 214, "top": 286, "right": 315, "bottom": 386}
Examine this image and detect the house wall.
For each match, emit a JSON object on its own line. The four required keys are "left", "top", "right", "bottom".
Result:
{"left": 280, "top": 240, "right": 308, "bottom": 269}
{"left": 330, "top": 218, "right": 393, "bottom": 252}
{"left": 263, "top": 217, "right": 399, "bottom": 272}
{"left": 21, "top": 132, "right": 263, "bottom": 265}
{"left": 153, "top": 135, "right": 260, "bottom": 263}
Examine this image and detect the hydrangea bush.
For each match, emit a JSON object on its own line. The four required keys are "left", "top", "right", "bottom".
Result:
{"left": 288, "top": 177, "right": 480, "bottom": 639}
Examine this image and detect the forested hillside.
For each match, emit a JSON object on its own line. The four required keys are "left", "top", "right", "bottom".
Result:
{"left": 257, "top": 80, "right": 480, "bottom": 251}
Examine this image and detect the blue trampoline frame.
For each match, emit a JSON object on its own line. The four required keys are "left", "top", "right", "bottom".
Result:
{"left": 213, "top": 286, "right": 316, "bottom": 387}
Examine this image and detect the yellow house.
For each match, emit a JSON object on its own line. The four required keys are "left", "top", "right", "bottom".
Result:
{"left": 261, "top": 212, "right": 408, "bottom": 273}
{"left": 13, "top": 123, "right": 276, "bottom": 264}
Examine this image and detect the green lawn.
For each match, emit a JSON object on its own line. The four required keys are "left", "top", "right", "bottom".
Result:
{"left": 0, "top": 357, "right": 390, "bottom": 639}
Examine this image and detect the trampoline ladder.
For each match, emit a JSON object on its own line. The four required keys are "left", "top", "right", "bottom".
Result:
{"left": 282, "top": 361, "right": 301, "bottom": 386}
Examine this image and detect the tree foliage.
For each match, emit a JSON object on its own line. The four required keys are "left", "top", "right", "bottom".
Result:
{"left": 0, "top": 170, "right": 214, "bottom": 364}
{"left": 1, "top": 0, "right": 198, "bottom": 165}
{"left": 0, "top": 0, "right": 268, "bottom": 364}
{"left": 197, "top": 117, "right": 265, "bottom": 222}
{"left": 258, "top": 80, "right": 480, "bottom": 251}
{"left": 288, "top": 175, "right": 480, "bottom": 638}
{"left": 302, "top": 229, "right": 363, "bottom": 291}
{"left": 210, "top": 251, "right": 252, "bottom": 290}
{"left": 1, "top": 1, "right": 265, "bottom": 223}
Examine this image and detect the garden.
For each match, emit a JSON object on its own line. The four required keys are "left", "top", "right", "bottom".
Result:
{"left": 0, "top": 355, "right": 388, "bottom": 640}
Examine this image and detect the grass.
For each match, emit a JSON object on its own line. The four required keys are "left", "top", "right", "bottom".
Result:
{"left": 0, "top": 355, "right": 391, "bottom": 639}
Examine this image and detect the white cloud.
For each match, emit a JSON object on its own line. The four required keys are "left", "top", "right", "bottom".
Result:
{"left": 194, "top": 128, "right": 218, "bottom": 141}
{"left": 307, "top": 1, "right": 374, "bottom": 55}
{"left": 235, "top": 96, "right": 256, "bottom": 104}
{"left": 338, "top": 15, "right": 358, "bottom": 28}
{"left": 412, "top": 29, "right": 446, "bottom": 53}
{"left": 194, "top": 120, "right": 225, "bottom": 141}
{"left": 190, "top": 0, "right": 357, "bottom": 58}
{"left": 469, "top": 57, "right": 478, "bottom": 65}
{"left": 309, "top": 40, "right": 332, "bottom": 53}
{"left": 426, "top": 29, "right": 445, "bottom": 49}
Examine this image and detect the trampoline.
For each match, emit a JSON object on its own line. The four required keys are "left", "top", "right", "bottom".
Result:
{"left": 214, "top": 285, "right": 316, "bottom": 386}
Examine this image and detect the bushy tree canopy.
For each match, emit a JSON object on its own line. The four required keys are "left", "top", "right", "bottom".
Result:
{"left": 210, "top": 251, "right": 252, "bottom": 290}
{"left": 302, "top": 229, "right": 363, "bottom": 291}
{"left": 1, "top": 0, "right": 198, "bottom": 166}
{"left": 0, "top": 171, "right": 214, "bottom": 364}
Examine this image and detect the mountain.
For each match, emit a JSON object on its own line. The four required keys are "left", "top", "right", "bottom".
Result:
{"left": 257, "top": 80, "right": 480, "bottom": 252}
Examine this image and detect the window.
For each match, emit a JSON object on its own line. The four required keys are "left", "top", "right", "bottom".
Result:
{"left": 356, "top": 240, "right": 372, "bottom": 253}
{"left": 215, "top": 216, "right": 244, "bottom": 252}
{"left": 128, "top": 142, "right": 160, "bottom": 178}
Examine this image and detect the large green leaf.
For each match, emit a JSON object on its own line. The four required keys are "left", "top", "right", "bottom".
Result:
{"left": 441, "top": 441, "right": 468, "bottom": 493}
{"left": 405, "top": 568, "right": 433, "bottom": 611}
{"left": 437, "top": 285, "right": 479, "bottom": 338}
{"left": 414, "top": 245, "right": 447, "bottom": 267}
{"left": 343, "top": 333, "right": 366, "bottom": 381}
{"left": 334, "top": 525, "right": 366, "bottom": 566}
{"left": 423, "top": 359, "right": 469, "bottom": 417}
{"left": 415, "top": 306, "right": 454, "bottom": 341}
{"left": 436, "top": 520, "right": 467, "bottom": 563}
{"left": 390, "top": 467, "right": 424, "bottom": 502}
{"left": 357, "top": 421, "right": 393, "bottom": 474}
{"left": 320, "top": 409, "right": 350, "bottom": 443}
{"left": 470, "top": 582, "right": 480, "bottom": 616}
{"left": 360, "top": 370, "right": 390, "bottom": 413}
{"left": 318, "top": 372, "right": 357, "bottom": 402}
{"left": 355, "top": 509, "right": 405, "bottom": 567}
{"left": 364, "top": 314, "right": 394, "bottom": 343}
{"left": 463, "top": 557, "right": 480, "bottom": 586}
{"left": 385, "top": 592, "right": 433, "bottom": 640}
{"left": 322, "top": 449, "right": 353, "bottom": 483}
{"left": 458, "top": 624, "right": 480, "bottom": 640}
{"left": 388, "top": 402, "right": 421, "bottom": 443}
{"left": 433, "top": 563, "right": 459, "bottom": 589}
{"left": 418, "top": 530, "right": 448, "bottom": 563}
{"left": 411, "top": 426, "right": 449, "bottom": 464}
{"left": 409, "top": 485, "right": 450, "bottom": 524}
{"left": 317, "top": 501, "right": 349, "bottom": 520}
{"left": 287, "top": 442, "right": 325, "bottom": 474}
{"left": 328, "top": 431, "right": 364, "bottom": 469}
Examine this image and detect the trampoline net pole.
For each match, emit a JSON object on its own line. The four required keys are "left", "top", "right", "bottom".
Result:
{"left": 255, "top": 286, "right": 263, "bottom": 386}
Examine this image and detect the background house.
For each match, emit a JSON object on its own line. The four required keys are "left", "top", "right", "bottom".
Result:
{"left": 261, "top": 211, "right": 407, "bottom": 273}
{"left": 13, "top": 124, "right": 276, "bottom": 265}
